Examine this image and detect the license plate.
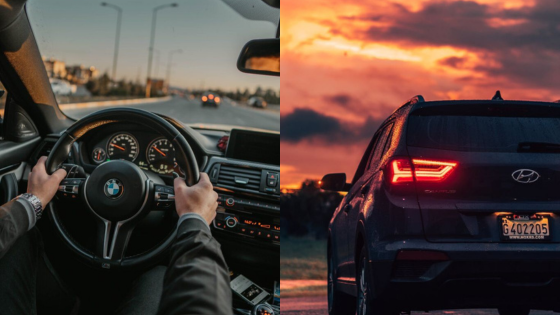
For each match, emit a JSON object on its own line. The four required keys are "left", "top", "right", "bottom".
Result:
{"left": 500, "top": 214, "right": 551, "bottom": 241}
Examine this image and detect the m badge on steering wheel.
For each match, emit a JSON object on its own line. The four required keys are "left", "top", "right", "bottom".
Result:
{"left": 104, "top": 179, "right": 124, "bottom": 199}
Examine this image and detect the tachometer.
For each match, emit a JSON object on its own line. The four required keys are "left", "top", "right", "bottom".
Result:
{"left": 107, "top": 133, "right": 139, "bottom": 161}
{"left": 147, "top": 138, "right": 176, "bottom": 174}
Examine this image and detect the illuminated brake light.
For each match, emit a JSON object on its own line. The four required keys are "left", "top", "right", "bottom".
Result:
{"left": 412, "top": 159, "right": 457, "bottom": 182}
{"left": 390, "top": 158, "right": 458, "bottom": 183}
{"left": 215, "top": 97, "right": 221, "bottom": 103}
{"left": 391, "top": 159, "right": 413, "bottom": 183}
{"left": 201, "top": 96, "right": 208, "bottom": 102}
{"left": 209, "top": 94, "right": 214, "bottom": 100}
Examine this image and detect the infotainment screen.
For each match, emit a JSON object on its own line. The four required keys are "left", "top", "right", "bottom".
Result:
{"left": 226, "top": 129, "right": 280, "bottom": 165}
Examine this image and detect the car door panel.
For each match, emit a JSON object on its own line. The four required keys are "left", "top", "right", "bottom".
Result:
{"left": 0, "top": 138, "right": 40, "bottom": 169}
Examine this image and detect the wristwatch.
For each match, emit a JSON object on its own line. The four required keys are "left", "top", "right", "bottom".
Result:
{"left": 18, "top": 193, "right": 43, "bottom": 220}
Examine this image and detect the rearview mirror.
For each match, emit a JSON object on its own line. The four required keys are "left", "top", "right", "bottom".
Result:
{"left": 320, "top": 173, "right": 350, "bottom": 192}
{"left": 237, "top": 38, "right": 279, "bottom": 76}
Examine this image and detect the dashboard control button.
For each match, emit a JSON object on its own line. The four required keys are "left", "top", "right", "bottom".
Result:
{"left": 247, "top": 228, "right": 256, "bottom": 236}
{"left": 225, "top": 216, "right": 238, "bottom": 228}
{"left": 272, "top": 232, "right": 280, "bottom": 242}
{"left": 226, "top": 198, "right": 235, "bottom": 207}
{"left": 156, "top": 201, "right": 172, "bottom": 208}
{"left": 266, "top": 173, "right": 278, "bottom": 187}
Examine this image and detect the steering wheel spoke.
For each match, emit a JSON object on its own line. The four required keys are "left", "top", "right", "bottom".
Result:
{"left": 94, "top": 218, "right": 135, "bottom": 267}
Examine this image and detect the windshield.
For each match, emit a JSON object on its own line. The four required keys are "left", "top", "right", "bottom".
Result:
{"left": 27, "top": 0, "right": 279, "bottom": 132}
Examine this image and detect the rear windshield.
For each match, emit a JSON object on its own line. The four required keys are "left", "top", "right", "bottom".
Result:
{"left": 407, "top": 114, "right": 560, "bottom": 152}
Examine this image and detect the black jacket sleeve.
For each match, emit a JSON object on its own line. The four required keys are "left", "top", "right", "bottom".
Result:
{"left": 157, "top": 218, "right": 232, "bottom": 315}
{"left": 0, "top": 199, "right": 32, "bottom": 260}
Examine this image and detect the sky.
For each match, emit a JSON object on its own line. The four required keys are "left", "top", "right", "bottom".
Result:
{"left": 280, "top": 0, "right": 560, "bottom": 189}
{"left": 27, "top": 0, "right": 279, "bottom": 92}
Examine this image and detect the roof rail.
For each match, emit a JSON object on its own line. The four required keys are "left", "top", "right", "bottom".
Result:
{"left": 492, "top": 90, "right": 503, "bottom": 100}
{"left": 404, "top": 95, "right": 425, "bottom": 106}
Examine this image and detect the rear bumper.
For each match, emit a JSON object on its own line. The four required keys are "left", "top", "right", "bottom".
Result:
{"left": 369, "top": 239, "right": 560, "bottom": 310}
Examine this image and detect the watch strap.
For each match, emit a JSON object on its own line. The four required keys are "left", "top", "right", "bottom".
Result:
{"left": 18, "top": 193, "right": 43, "bottom": 220}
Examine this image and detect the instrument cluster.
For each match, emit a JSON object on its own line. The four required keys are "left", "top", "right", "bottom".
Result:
{"left": 89, "top": 132, "right": 178, "bottom": 175}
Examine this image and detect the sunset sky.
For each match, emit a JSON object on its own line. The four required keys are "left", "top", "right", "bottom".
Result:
{"left": 280, "top": 0, "right": 560, "bottom": 189}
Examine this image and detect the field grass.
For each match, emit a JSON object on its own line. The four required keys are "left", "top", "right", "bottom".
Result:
{"left": 281, "top": 237, "right": 328, "bottom": 280}
{"left": 281, "top": 238, "right": 328, "bottom": 297}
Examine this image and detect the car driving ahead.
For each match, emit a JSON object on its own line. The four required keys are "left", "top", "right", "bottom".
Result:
{"left": 201, "top": 91, "right": 221, "bottom": 107}
{"left": 322, "top": 92, "right": 560, "bottom": 315}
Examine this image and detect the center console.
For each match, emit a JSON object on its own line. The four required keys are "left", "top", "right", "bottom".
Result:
{"left": 214, "top": 193, "right": 280, "bottom": 244}
{"left": 205, "top": 129, "right": 280, "bottom": 314}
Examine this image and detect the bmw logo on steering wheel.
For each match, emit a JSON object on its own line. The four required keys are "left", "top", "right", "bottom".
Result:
{"left": 104, "top": 179, "right": 124, "bottom": 199}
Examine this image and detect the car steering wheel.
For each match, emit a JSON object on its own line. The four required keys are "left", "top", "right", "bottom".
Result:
{"left": 45, "top": 108, "right": 200, "bottom": 270}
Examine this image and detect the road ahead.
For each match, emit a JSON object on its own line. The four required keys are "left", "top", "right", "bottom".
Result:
{"left": 282, "top": 296, "right": 556, "bottom": 315}
{"left": 62, "top": 96, "right": 280, "bottom": 132}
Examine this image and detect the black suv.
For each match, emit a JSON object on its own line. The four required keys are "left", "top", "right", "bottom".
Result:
{"left": 322, "top": 93, "right": 560, "bottom": 315}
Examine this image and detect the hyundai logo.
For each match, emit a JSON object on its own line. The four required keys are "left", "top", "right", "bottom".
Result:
{"left": 104, "top": 179, "right": 123, "bottom": 198}
{"left": 511, "top": 169, "right": 540, "bottom": 184}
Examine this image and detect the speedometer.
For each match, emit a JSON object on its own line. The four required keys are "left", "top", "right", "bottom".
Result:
{"left": 107, "top": 133, "right": 139, "bottom": 161}
{"left": 147, "top": 138, "right": 176, "bottom": 174}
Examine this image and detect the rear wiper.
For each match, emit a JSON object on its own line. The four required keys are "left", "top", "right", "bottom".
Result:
{"left": 518, "top": 142, "right": 560, "bottom": 153}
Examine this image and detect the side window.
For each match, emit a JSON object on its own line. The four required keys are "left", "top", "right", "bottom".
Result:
{"left": 366, "top": 123, "right": 394, "bottom": 171}
{"left": 351, "top": 132, "right": 380, "bottom": 184}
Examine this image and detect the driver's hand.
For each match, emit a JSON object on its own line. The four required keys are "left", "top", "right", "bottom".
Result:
{"left": 27, "top": 156, "right": 67, "bottom": 208}
{"left": 174, "top": 173, "right": 218, "bottom": 225}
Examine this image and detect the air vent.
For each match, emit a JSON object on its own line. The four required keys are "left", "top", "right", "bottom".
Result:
{"left": 217, "top": 164, "right": 262, "bottom": 191}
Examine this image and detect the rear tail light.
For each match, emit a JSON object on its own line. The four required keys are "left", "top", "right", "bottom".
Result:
{"left": 389, "top": 158, "right": 458, "bottom": 183}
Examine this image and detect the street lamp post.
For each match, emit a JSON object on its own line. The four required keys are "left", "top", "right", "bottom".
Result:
{"left": 154, "top": 49, "right": 161, "bottom": 78}
{"left": 101, "top": 2, "right": 122, "bottom": 85}
{"left": 165, "top": 49, "right": 182, "bottom": 94}
{"left": 146, "top": 3, "right": 178, "bottom": 98}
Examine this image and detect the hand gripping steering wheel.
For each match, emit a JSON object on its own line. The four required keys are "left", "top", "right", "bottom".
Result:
{"left": 45, "top": 108, "right": 199, "bottom": 270}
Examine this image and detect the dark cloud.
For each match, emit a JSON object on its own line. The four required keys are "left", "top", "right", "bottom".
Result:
{"left": 360, "top": 1, "right": 560, "bottom": 51}
{"left": 324, "top": 94, "right": 352, "bottom": 106}
{"left": 438, "top": 56, "right": 469, "bottom": 69}
{"left": 281, "top": 108, "right": 384, "bottom": 144}
{"left": 329, "top": 0, "right": 560, "bottom": 90}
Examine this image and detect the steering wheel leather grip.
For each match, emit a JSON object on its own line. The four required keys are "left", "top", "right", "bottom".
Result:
{"left": 46, "top": 108, "right": 199, "bottom": 185}
{"left": 45, "top": 108, "right": 200, "bottom": 270}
